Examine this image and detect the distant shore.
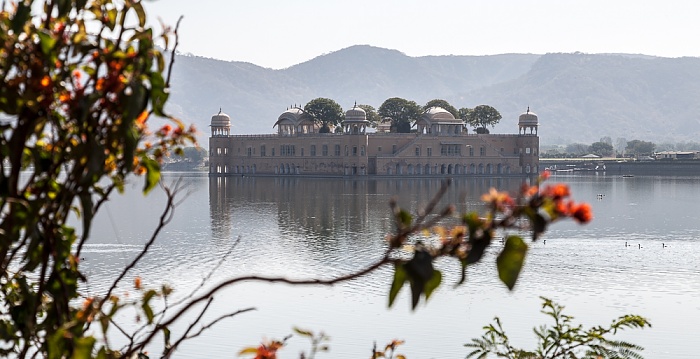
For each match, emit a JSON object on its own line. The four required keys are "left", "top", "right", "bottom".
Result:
{"left": 540, "top": 158, "right": 700, "bottom": 176}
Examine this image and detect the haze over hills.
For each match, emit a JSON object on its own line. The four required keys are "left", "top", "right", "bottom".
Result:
{"left": 165, "top": 45, "right": 700, "bottom": 147}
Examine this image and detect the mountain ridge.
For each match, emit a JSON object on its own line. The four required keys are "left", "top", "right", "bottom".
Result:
{"left": 165, "top": 45, "right": 700, "bottom": 146}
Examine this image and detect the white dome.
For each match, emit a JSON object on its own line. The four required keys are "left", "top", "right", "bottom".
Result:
{"left": 344, "top": 105, "right": 368, "bottom": 122}
{"left": 519, "top": 108, "right": 539, "bottom": 126}
{"left": 422, "top": 107, "right": 460, "bottom": 123}
{"left": 210, "top": 110, "right": 231, "bottom": 127}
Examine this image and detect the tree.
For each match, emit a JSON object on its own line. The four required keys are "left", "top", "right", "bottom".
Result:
{"left": 566, "top": 142, "right": 589, "bottom": 156}
{"left": 357, "top": 104, "right": 381, "bottom": 128}
{"left": 462, "top": 104, "right": 502, "bottom": 134}
{"left": 466, "top": 297, "right": 650, "bottom": 359}
{"left": 304, "top": 98, "right": 344, "bottom": 133}
{"left": 626, "top": 140, "right": 656, "bottom": 157}
{"left": 183, "top": 146, "right": 207, "bottom": 162}
{"left": 423, "top": 99, "right": 459, "bottom": 118}
{"left": 0, "top": 1, "right": 197, "bottom": 357}
{"left": 615, "top": 137, "right": 628, "bottom": 157}
{"left": 589, "top": 141, "right": 614, "bottom": 157}
{"left": 378, "top": 97, "right": 422, "bottom": 133}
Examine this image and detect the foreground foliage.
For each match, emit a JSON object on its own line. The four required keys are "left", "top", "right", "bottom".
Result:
{"left": 0, "top": 0, "right": 195, "bottom": 357}
{"left": 0, "top": 1, "right": 647, "bottom": 358}
{"left": 466, "top": 298, "right": 651, "bottom": 359}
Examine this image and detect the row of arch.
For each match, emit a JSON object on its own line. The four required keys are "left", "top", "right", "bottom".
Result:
{"left": 211, "top": 163, "right": 532, "bottom": 175}
{"left": 386, "top": 163, "right": 514, "bottom": 175}
{"left": 211, "top": 164, "right": 257, "bottom": 174}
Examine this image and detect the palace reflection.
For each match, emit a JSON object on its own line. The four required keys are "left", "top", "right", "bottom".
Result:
{"left": 209, "top": 176, "right": 528, "bottom": 246}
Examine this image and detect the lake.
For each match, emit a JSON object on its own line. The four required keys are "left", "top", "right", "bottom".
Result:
{"left": 81, "top": 173, "right": 700, "bottom": 358}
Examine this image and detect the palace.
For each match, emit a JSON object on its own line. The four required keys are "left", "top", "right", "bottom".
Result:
{"left": 208, "top": 105, "right": 539, "bottom": 177}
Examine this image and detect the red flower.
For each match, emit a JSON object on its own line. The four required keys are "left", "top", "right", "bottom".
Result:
{"left": 159, "top": 124, "right": 172, "bottom": 135}
{"left": 541, "top": 169, "right": 551, "bottom": 180}
{"left": 542, "top": 183, "right": 570, "bottom": 200}
{"left": 571, "top": 202, "right": 593, "bottom": 223}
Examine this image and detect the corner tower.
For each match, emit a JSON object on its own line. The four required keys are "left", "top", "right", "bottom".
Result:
{"left": 211, "top": 109, "right": 231, "bottom": 137}
{"left": 209, "top": 109, "right": 232, "bottom": 174}
{"left": 518, "top": 107, "right": 538, "bottom": 135}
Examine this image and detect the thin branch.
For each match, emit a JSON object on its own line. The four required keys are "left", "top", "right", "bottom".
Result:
{"left": 76, "top": 184, "right": 116, "bottom": 258}
{"left": 126, "top": 252, "right": 393, "bottom": 355}
{"left": 164, "top": 235, "right": 241, "bottom": 311}
{"left": 182, "top": 307, "right": 256, "bottom": 342}
{"left": 161, "top": 297, "right": 214, "bottom": 359}
{"left": 164, "top": 16, "right": 183, "bottom": 89}
{"left": 97, "top": 181, "right": 178, "bottom": 313}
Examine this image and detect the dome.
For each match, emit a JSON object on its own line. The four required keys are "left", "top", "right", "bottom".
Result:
{"left": 344, "top": 104, "right": 368, "bottom": 122}
{"left": 277, "top": 107, "right": 305, "bottom": 122}
{"left": 422, "top": 107, "right": 459, "bottom": 122}
{"left": 275, "top": 107, "right": 315, "bottom": 128}
{"left": 519, "top": 108, "right": 538, "bottom": 126}
{"left": 210, "top": 110, "right": 231, "bottom": 127}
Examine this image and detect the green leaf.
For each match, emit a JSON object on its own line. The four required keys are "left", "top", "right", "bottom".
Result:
{"left": 496, "top": 235, "right": 528, "bottom": 290}
{"left": 456, "top": 258, "right": 468, "bottom": 286}
{"left": 388, "top": 262, "right": 407, "bottom": 308}
{"left": 47, "top": 329, "right": 65, "bottom": 359}
{"left": 162, "top": 327, "right": 171, "bottom": 349}
{"left": 405, "top": 248, "right": 434, "bottom": 310}
{"left": 71, "top": 336, "right": 96, "bottom": 359}
{"left": 149, "top": 71, "right": 168, "bottom": 116}
{"left": 37, "top": 30, "right": 57, "bottom": 55}
{"left": 132, "top": 1, "right": 146, "bottom": 27}
{"left": 105, "top": 8, "right": 117, "bottom": 31}
{"left": 293, "top": 327, "right": 313, "bottom": 337}
{"left": 423, "top": 269, "right": 442, "bottom": 301}
{"left": 11, "top": 2, "right": 31, "bottom": 33}
{"left": 79, "top": 192, "right": 93, "bottom": 243}
{"left": 142, "top": 157, "right": 160, "bottom": 194}
{"left": 466, "top": 231, "right": 492, "bottom": 265}
{"left": 141, "top": 289, "right": 157, "bottom": 323}
{"left": 397, "top": 209, "right": 412, "bottom": 228}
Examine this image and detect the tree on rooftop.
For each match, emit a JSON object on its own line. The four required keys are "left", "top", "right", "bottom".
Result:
{"left": 378, "top": 97, "right": 421, "bottom": 133}
{"left": 358, "top": 104, "right": 381, "bottom": 128}
{"left": 304, "top": 97, "right": 344, "bottom": 133}
{"left": 461, "top": 104, "right": 502, "bottom": 134}
{"left": 423, "top": 99, "right": 459, "bottom": 118}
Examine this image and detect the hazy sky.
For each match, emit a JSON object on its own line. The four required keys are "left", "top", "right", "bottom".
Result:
{"left": 143, "top": 0, "right": 700, "bottom": 69}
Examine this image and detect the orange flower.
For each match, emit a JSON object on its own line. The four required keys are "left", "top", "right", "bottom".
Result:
{"left": 134, "top": 276, "right": 142, "bottom": 289}
{"left": 555, "top": 200, "right": 569, "bottom": 216}
{"left": 522, "top": 184, "right": 538, "bottom": 197}
{"left": 96, "top": 78, "right": 105, "bottom": 91}
{"left": 159, "top": 124, "right": 172, "bottom": 135}
{"left": 481, "top": 187, "right": 514, "bottom": 210}
{"left": 59, "top": 92, "right": 70, "bottom": 103}
{"left": 251, "top": 341, "right": 284, "bottom": 359}
{"left": 542, "top": 183, "right": 570, "bottom": 200}
{"left": 83, "top": 297, "right": 94, "bottom": 310}
{"left": 541, "top": 169, "right": 551, "bottom": 180}
{"left": 40, "top": 75, "right": 50, "bottom": 88}
{"left": 571, "top": 202, "right": 593, "bottom": 223}
{"left": 135, "top": 111, "right": 149, "bottom": 130}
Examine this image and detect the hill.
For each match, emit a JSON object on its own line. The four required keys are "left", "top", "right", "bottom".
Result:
{"left": 164, "top": 45, "right": 700, "bottom": 146}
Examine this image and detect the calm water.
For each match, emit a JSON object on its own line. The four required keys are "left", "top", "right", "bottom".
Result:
{"left": 81, "top": 173, "right": 700, "bottom": 358}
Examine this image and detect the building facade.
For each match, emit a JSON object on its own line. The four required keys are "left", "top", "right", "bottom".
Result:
{"left": 209, "top": 105, "right": 539, "bottom": 177}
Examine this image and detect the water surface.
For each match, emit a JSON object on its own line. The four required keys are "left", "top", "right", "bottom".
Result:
{"left": 82, "top": 173, "right": 700, "bottom": 358}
